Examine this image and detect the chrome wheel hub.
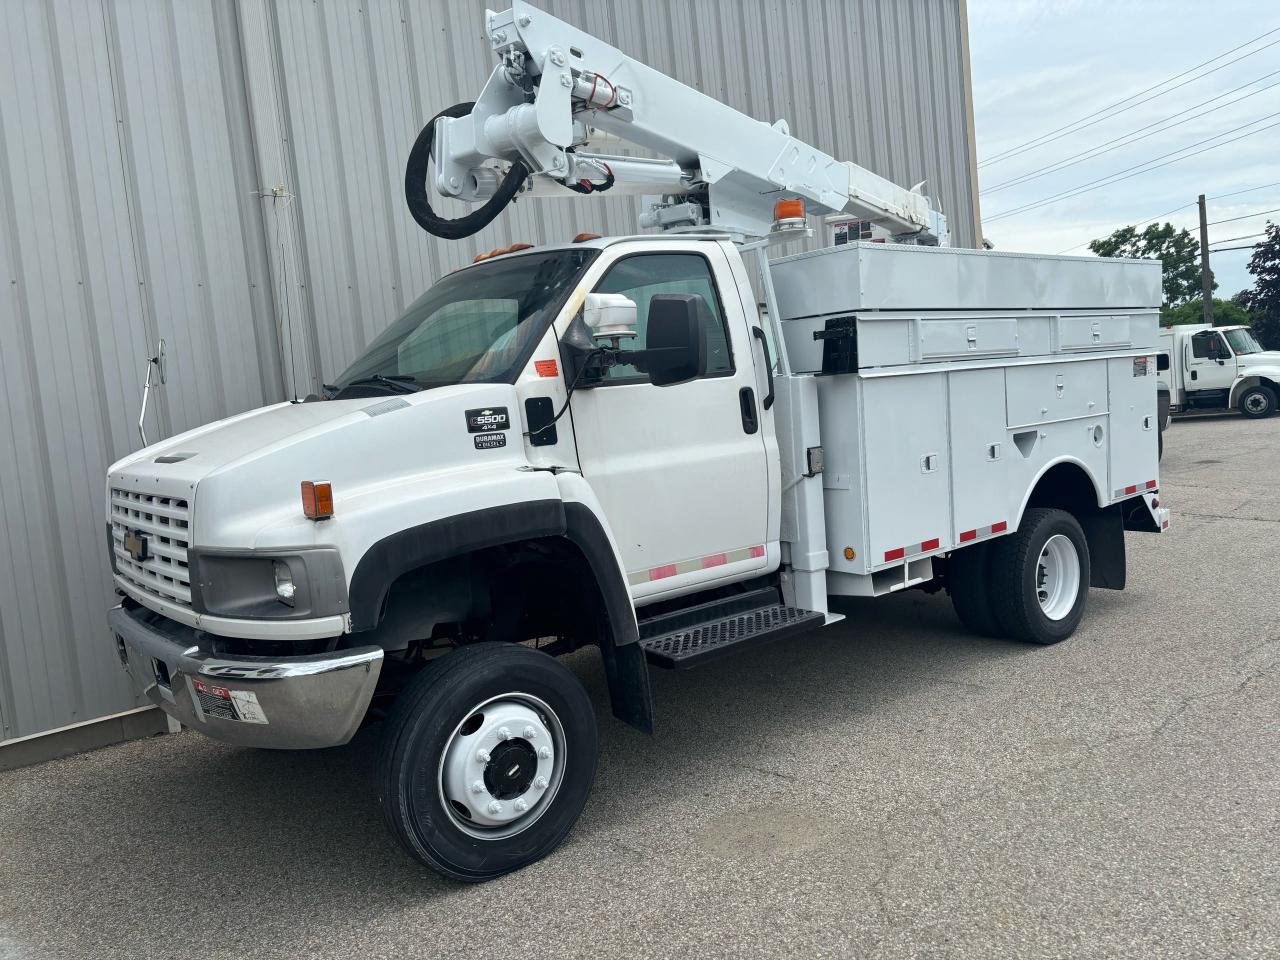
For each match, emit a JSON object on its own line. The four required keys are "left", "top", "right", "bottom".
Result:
{"left": 1036, "top": 534, "right": 1081, "bottom": 621}
{"left": 439, "top": 694, "right": 564, "bottom": 839}
{"left": 1246, "top": 393, "right": 1268, "bottom": 414}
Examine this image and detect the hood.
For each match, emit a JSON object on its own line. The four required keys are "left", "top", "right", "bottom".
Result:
{"left": 109, "top": 383, "right": 528, "bottom": 549}
{"left": 1237, "top": 350, "right": 1280, "bottom": 369}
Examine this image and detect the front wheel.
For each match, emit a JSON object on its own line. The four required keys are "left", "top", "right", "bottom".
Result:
{"left": 1239, "top": 384, "right": 1277, "bottom": 419}
{"left": 377, "top": 642, "right": 598, "bottom": 881}
{"left": 989, "top": 508, "right": 1091, "bottom": 644}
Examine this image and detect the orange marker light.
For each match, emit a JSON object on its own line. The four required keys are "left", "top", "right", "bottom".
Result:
{"left": 301, "top": 481, "right": 334, "bottom": 520}
{"left": 773, "top": 198, "right": 805, "bottom": 224}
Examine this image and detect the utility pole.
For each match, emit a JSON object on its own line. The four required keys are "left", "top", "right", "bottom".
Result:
{"left": 1198, "top": 194, "right": 1214, "bottom": 324}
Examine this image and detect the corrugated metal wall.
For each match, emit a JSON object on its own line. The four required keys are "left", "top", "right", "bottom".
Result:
{"left": 0, "top": 0, "right": 978, "bottom": 744}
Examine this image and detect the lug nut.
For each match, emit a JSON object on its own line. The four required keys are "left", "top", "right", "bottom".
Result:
{"left": 476, "top": 748, "right": 491, "bottom": 763}
{"left": 487, "top": 800, "right": 503, "bottom": 815}
{"left": 498, "top": 726, "right": 511, "bottom": 740}
{"left": 522, "top": 726, "right": 537, "bottom": 739}
{"left": 538, "top": 745, "right": 552, "bottom": 759}
{"left": 470, "top": 780, "right": 485, "bottom": 794}
{"left": 534, "top": 776, "right": 549, "bottom": 790}
{"left": 514, "top": 798, "right": 528, "bottom": 813}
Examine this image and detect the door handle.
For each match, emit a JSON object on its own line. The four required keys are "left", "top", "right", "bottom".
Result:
{"left": 751, "top": 326, "right": 775, "bottom": 410}
{"left": 739, "top": 387, "right": 759, "bottom": 435}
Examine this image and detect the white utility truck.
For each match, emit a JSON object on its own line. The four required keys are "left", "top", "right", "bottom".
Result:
{"left": 1157, "top": 323, "right": 1280, "bottom": 418}
{"left": 107, "top": 2, "right": 1168, "bottom": 881}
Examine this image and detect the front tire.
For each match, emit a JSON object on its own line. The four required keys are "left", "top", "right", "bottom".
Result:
{"left": 989, "top": 508, "right": 1090, "bottom": 644}
{"left": 377, "top": 642, "right": 598, "bottom": 881}
{"left": 1239, "top": 384, "right": 1277, "bottom": 419}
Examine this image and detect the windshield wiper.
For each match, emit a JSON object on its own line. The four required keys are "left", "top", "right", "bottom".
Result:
{"left": 342, "top": 374, "right": 419, "bottom": 394}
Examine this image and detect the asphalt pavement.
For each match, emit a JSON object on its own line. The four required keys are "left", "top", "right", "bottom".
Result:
{"left": 1, "top": 413, "right": 1277, "bottom": 960}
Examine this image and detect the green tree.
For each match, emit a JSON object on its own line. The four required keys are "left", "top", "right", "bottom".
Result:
{"left": 1161, "top": 297, "right": 1251, "bottom": 327}
{"left": 1089, "top": 222, "right": 1208, "bottom": 308}
{"left": 1237, "top": 223, "right": 1280, "bottom": 350}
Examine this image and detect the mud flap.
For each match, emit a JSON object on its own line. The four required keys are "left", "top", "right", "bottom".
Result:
{"left": 1082, "top": 504, "right": 1126, "bottom": 590}
{"left": 598, "top": 639, "right": 653, "bottom": 734}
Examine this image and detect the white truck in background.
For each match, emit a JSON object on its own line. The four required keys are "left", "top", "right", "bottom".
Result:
{"left": 105, "top": 2, "right": 1167, "bottom": 881}
{"left": 1158, "top": 324, "right": 1280, "bottom": 419}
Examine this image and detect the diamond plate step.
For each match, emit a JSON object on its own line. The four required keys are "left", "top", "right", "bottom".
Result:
{"left": 639, "top": 603, "right": 826, "bottom": 670}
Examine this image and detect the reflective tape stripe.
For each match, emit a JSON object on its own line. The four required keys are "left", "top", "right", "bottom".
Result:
{"left": 956, "top": 520, "right": 1008, "bottom": 548}
{"left": 1113, "top": 481, "right": 1158, "bottom": 499}
{"left": 629, "top": 545, "right": 766, "bottom": 586}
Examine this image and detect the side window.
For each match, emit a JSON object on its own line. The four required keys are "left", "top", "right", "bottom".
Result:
{"left": 1156, "top": 353, "right": 1170, "bottom": 372}
{"left": 592, "top": 253, "right": 734, "bottom": 381}
{"left": 1191, "top": 331, "right": 1216, "bottom": 359}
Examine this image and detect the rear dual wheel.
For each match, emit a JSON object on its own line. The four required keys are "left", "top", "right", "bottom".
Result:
{"left": 950, "top": 507, "right": 1090, "bottom": 644}
{"left": 377, "top": 642, "right": 597, "bottom": 882}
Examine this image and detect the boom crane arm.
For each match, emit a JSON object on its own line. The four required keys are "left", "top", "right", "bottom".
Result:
{"left": 412, "top": 1, "right": 946, "bottom": 243}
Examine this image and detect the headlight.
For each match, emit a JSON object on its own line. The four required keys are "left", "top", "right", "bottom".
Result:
{"left": 272, "top": 560, "right": 296, "bottom": 606}
{"left": 187, "top": 549, "right": 347, "bottom": 620}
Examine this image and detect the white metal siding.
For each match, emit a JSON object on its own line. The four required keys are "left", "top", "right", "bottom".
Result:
{"left": 0, "top": 0, "right": 977, "bottom": 743}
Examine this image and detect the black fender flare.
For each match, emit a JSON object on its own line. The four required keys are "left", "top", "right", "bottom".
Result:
{"left": 347, "top": 499, "right": 639, "bottom": 647}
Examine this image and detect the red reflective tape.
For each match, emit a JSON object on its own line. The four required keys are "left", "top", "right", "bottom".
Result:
{"left": 959, "top": 529, "right": 977, "bottom": 543}
{"left": 884, "top": 547, "right": 906, "bottom": 562}
{"left": 921, "top": 537, "right": 940, "bottom": 552}
{"left": 1145, "top": 480, "right": 1157, "bottom": 490}
{"left": 991, "top": 521, "right": 1008, "bottom": 534}
{"left": 701, "top": 553, "right": 727, "bottom": 569}
{"left": 649, "top": 564, "right": 677, "bottom": 581}
{"left": 748, "top": 545, "right": 765, "bottom": 558}
{"left": 1124, "top": 485, "right": 1137, "bottom": 495}
{"left": 534, "top": 359, "right": 559, "bottom": 378}
{"left": 1162, "top": 520, "right": 1169, "bottom": 529}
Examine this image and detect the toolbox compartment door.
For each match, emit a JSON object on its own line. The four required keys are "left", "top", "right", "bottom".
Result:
{"left": 1005, "top": 360, "right": 1109, "bottom": 427}
{"left": 862, "top": 373, "right": 952, "bottom": 566}
{"left": 919, "top": 317, "right": 1019, "bottom": 361}
{"left": 948, "top": 368, "right": 1010, "bottom": 541}
{"left": 1057, "top": 314, "right": 1132, "bottom": 352}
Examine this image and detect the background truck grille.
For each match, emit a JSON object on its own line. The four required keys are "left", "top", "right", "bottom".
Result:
{"left": 109, "top": 488, "right": 192, "bottom": 607}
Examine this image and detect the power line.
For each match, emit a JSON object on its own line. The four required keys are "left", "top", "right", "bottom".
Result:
{"left": 1210, "top": 231, "right": 1266, "bottom": 246}
{"left": 979, "top": 26, "right": 1280, "bottom": 168}
{"left": 1206, "top": 206, "right": 1280, "bottom": 225}
{"left": 1211, "top": 180, "right": 1280, "bottom": 200}
{"left": 982, "top": 71, "right": 1280, "bottom": 195}
{"left": 985, "top": 113, "right": 1280, "bottom": 223}
{"left": 1049, "top": 184, "right": 1280, "bottom": 255}
{"left": 1209, "top": 242, "right": 1264, "bottom": 252}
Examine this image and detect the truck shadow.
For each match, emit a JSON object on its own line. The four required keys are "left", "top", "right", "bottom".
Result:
{"left": 4, "top": 588, "right": 1038, "bottom": 945}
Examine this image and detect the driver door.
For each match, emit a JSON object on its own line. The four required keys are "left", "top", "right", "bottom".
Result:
{"left": 1187, "top": 330, "right": 1236, "bottom": 391}
{"left": 568, "top": 244, "right": 772, "bottom": 601}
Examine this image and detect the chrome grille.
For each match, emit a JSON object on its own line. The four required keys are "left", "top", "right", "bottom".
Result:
{"left": 109, "top": 488, "right": 192, "bottom": 607}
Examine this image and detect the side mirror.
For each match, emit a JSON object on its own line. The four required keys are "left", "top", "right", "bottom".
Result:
{"left": 1206, "top": 338, "right": 1221, "bottom": 360}
{"left": 640, "top": 293, "right": 709, "bottom": 387}
{"left": 584, "top": 293, "right": 638, "bottom": 343}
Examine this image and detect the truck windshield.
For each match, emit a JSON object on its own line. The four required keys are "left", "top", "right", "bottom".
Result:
{"left": 1222, "top": 328, "right": 1263, "bottom": 356}
{"left": 332, "top": 249, "right": 596, "bottom": 395}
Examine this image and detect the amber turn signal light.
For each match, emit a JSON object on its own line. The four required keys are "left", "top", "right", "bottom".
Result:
{"left": 301, "top": 481, "right": 334, "bottom": 520}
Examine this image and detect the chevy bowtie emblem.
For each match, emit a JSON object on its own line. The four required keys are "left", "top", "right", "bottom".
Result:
{"left": 123, "top": 528, "right": 150, "bottom": 563}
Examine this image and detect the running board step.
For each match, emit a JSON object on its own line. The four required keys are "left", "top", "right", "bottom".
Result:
{"left": 639, "top": 603, "right": 826, "bottom": 670}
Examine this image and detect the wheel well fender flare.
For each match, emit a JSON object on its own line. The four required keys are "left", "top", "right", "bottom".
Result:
{"left": 1013, "top": 455, "right": 1107, "bottom": 530}
{"left": 1229, "top": 374, "right": 1280, "bottom": 407}
{"left": 347, "top": 499, "right": 568, "bottom": 633}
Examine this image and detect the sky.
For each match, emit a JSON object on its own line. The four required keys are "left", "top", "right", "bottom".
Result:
{"left": 967, "top": 0, "right": 1279, "bottom": 298}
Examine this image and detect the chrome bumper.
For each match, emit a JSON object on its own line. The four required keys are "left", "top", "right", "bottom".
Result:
{"left": 109, "top": 603, "right": 382, "bottom": 749}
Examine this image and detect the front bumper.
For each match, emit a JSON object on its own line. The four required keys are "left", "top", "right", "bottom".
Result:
{"left": 109, "top": 603, "right": 382, "bottom": 749}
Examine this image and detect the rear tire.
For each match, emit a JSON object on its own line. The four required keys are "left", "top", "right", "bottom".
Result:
{"left": 949, "top": 542, "right": 1005, "bottom": 638}
{"left": 377, "top": 642, "right": 598, "bottom": 882}
{"left": 1239, "top": 385, "right": 1277, "bottom": 419}
{"left": 989, "top": 508, "right": 1090, "bottom": 645}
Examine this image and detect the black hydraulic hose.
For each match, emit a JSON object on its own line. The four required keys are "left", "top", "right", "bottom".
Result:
{"left": 404, "top": 101, "right": 528, "bottom": 239}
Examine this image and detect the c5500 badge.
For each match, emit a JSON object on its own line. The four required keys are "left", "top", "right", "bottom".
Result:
{"left": 465, "top": 407, "right": 509, "bottom": 433}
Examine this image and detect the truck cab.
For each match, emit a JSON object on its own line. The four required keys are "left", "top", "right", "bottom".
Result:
{"left": 1158, "top": 324, "right": 1280, "bottom": 419}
